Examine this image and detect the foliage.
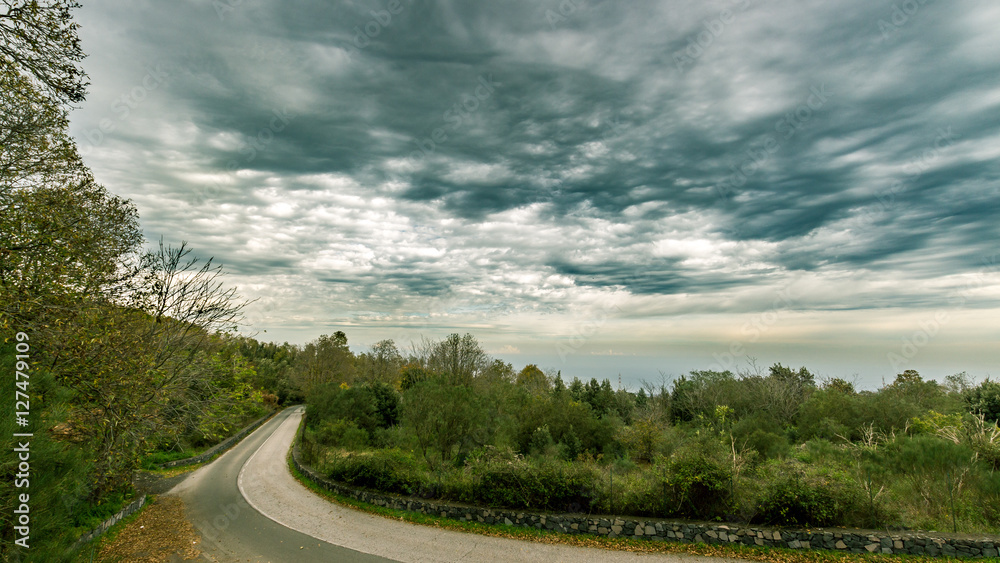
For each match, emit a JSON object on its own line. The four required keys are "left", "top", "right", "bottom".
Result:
{"left": 753, "top": 459, "right": 866, "bottom": 527}
{"left": 293, "top": 331, "right": 355, "bottom": 395}
{"left": 319, "top": 448, "right": 420, "bottom": 495}
{"left": 297, "top": 332, "right": 1000, "bottom": 534}
{"left": 466, "top": 448, "right": 597, "bottom": 511}
{"left": 965, "top": 379, "right": 1000, "bottom": 424}
{"left": 402, "top": 376, "right": 482, "bottom": 469}
{"left": 661, "top": 438, "right": 733, "bottom": 519}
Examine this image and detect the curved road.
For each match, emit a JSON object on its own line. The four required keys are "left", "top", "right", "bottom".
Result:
{"left": 170, "top": 407, "right": 748, "bottom": 563}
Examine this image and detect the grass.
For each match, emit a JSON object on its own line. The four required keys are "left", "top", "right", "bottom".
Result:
{"left": 286, "top": 449, "right": 992, "bottom": 563}
{"left": 138, "top": 460, "right": 207, "bottom": 478}
{"left": 70, "top": 490, "right": 141, "bottom": 538}
{"left": 71, "top": 495, "right": 153, "bottom": 563}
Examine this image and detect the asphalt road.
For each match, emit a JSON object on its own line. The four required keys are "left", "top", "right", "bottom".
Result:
{"left": 170, "top": 406, "right": 749, "bottom": 563}
{"left": 171, "top": 407, "right": 390, "bottom": 562}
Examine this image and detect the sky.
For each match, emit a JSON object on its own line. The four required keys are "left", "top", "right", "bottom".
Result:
{"left": 68, "top": 0, "right": 1000, "bottom": 389}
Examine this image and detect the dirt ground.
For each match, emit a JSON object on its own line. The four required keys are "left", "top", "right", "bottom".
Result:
{"left": 87, "top": 496, "right": 202, "bottom": 563}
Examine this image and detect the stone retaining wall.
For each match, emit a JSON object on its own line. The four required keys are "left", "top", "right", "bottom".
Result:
{"left": 291, "top": 441, "right": 999, "bottom": 558}
{"left": 158, "top": 409, "right": 278, "bottom": 468}
{"left": 70, "top": 494, "right": 147, "bottom": 553}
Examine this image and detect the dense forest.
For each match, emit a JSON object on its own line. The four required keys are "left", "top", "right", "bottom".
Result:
{"left": 299, "top": 332, "right": 1000, "bottom": 535}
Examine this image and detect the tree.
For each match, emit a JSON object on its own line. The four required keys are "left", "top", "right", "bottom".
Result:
{"left": 402, "top": 377, "right": 481, "bottom": 469}
{"left": 0, "top": 0, "right": 89, "bottom": 105}
{"left": 769, "top": 363, "right": 816, "bottom": 389}
{"left": 966, "top": 380, "right": 1000, "bottom": 425}
{"left": 41, "top": 242, "right": 251, "bottom": 496}
{"left": 823, "top": 377, "right": 856, "bottom": 394}
{"left": 399, "top": 363, "right": 430, "bottom": 391}
{"left": 428, "top": 333, "right": 487, "bottom": 384}
{"left": 359, "top": 339, "right": 403, "bottom": 385}
{"left": 516, "top": 364, "right": 549, "bottom": 394}
{"left": 293, "top": 332, "right": 356, "bottom": 395}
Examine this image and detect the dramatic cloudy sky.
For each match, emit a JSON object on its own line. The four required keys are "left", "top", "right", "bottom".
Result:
{"left": 69, "top": 0, "right": 1000, "bottom": 388}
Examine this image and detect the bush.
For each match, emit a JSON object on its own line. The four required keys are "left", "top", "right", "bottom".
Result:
{"left": 754, "top": 459, "right": 866, "bottom": 526}
{"left": 466, "top": 447, "right": 596, "bottom": 512}
{"left": 966, "top": 380, "right": 1000, "bottom": 424}
{"left": 314, "top": 419, "right": 369, "bottom": 450}
{"left": 732, "top": 413, "right": 789, "bottom": 460}
{"left": 306, "top": 383, "right": 382, "bottom": 436}
{"left": 321, "top": 449, "right": 419, "bottom": 495}
{"left": 661, "top": 439, "right": 732, "bottom": 519}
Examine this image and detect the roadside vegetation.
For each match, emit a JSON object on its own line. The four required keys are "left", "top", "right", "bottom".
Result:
{"left": 289, "top": 454, "right": 977, "bottom": 563}
{"left": 0, "top": 2, "right": 300, "bottom": 559}
{"left": 300, "top": 333, "right": 1000, "bottom": 535}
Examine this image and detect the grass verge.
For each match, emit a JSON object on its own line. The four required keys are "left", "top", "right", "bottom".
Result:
{"left": 286, "top": 450, "right": 989, "bottom": 563}
{"left": 72, "top": 495, "right": 153, "bottom": 563}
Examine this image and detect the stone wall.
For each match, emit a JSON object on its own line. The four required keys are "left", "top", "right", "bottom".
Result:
{"left": 69, "top": 494, "right": 147, "bottom": 553}
{"left": 291, "top": 441, "right": 999, "bottom": 558}
{"left": 158, "top": 409, "right": 277, "bottom": 468}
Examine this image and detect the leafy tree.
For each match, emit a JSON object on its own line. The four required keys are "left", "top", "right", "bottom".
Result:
{"left": 823, "top": 377, "right": 856, "bottom": 394}
{"left": 769, "top": 363, "right": 815, "bottom": 388}
{"left": 568, "top": 376, "right": 585, "bottom": 402}
{"left": 368, "top": 381, "right": 400, "bottom": 429}
{"left": 358, "top": 339, "right": 402, "bottom": 385}
{"left": 0, "top": 0, "right": 89, "bottom": 105}
{"left": 402, "top": 376, "right": 481, "bottom": 469}
{"left": 399, "top": 363, "right": 430, "bottom": 390}
{"left": 427, "top": 333, "right": 487, "bottom": 384}
{"left": 966, "top": 379, "right": 1000, "bottom": 424}
{"left": 293, "top": 331, "right": 355, "bottom": 395}
{"left": 516, "top": 364, "right": 549, "bottom": 394}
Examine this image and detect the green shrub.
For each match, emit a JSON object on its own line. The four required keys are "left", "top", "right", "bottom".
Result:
{"left": 529, "top": 425, "right": 555, "bottom": 457}
{"left": 466, "top": 447, "right": 596, "bottom": 512}
{"left": 966, "top": 380, "right": 1000, "bottom": 424}
{"left": 732, "top": 413, "right": 790, "bottom": 460}
{"left": 306, "top": 383, "right": 381, "bottom": 435}
{"left": 314, "top": 418, "right": 369, "bottom": 450}
{"left": 754, "top": 459, "right": 866, "bottom": 527}
{"left": 661, "top": 439, "right": 732, "bottom": 519}
{"left": 321, "top": 449, "right": 419, "bottom": 495}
